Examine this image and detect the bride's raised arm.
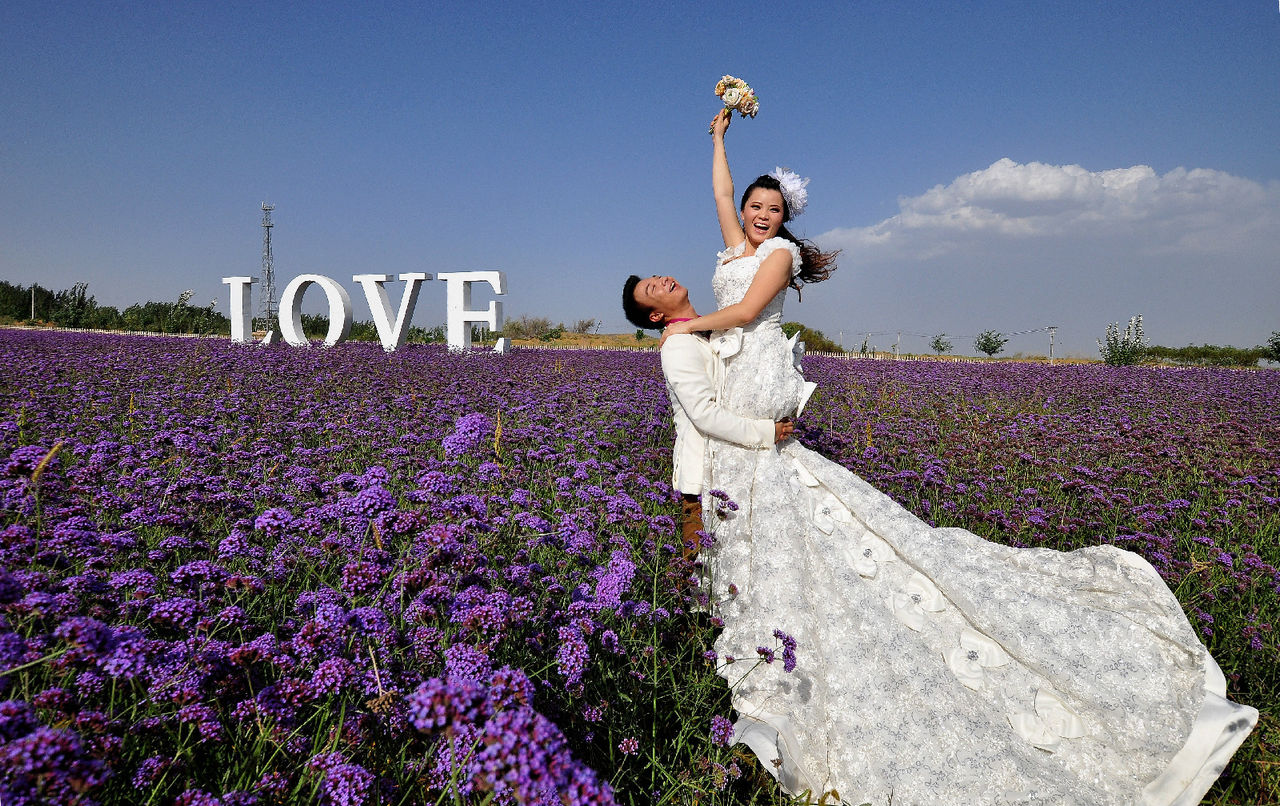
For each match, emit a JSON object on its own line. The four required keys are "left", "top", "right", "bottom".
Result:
{"left": 712, "top": 110, "right": 745, "bottom": 250}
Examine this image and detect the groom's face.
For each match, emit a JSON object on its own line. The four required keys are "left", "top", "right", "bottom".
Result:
{"left": 633, "top": 275, "right": 688, "bottom": 324}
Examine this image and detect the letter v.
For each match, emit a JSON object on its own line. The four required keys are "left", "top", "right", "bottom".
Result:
{"left": 353, "top": 273, "right": 432, "bottom": 352}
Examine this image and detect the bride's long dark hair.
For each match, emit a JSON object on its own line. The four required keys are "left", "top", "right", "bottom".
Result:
{"left": 742, "top": 174, "right": 839, "bottom": 293}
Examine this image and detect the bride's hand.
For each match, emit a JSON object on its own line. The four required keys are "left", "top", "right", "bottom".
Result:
{"left": 658, "top": 320, "right": 696, "bottom": 348}
{"left": 709, "top": 108, "right": 731, "bottom": 138}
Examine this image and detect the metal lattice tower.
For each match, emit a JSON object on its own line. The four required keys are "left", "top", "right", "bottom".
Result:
{"left": 259, "top": 203, "right": 277, "bottom": 329}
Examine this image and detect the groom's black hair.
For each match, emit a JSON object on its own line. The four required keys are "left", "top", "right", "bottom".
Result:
{"left": 622, "top": 275, "right": 662, "bottom": 331}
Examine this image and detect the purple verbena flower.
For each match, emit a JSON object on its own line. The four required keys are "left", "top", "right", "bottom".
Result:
{"left": 555, "top": 626, "right": 590, "bottom": 689}
{"left": 442, "top": 413, "right": 493, "bottom": 457}
{"left": 341, "top": 560, "right": 388, "bottom": 597}
{"left": 710, "top": 715, "right": 734, "bottom": 747}
{"left": 592, "top": 549, "right": 636, "bottom": 611}
{"left": 308, "top": 752, "right": 374, "bottom": 806}
{"left": 0, "top": 726, "right": 110, "bottom": 801}
{"left": 0, "top": 700, "right": 39, "bottom": 742}
{"left": 773, "top": 629, "right": 798, "bottom": 673}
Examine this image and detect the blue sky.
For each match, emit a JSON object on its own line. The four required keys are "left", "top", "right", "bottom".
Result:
{"left": 2, "top": 1, "right": 1277, "bottom": 356}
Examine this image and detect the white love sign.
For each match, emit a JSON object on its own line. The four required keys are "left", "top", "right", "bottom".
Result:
{"left": 221, "top": 272, "right": 507, "bottom": 352}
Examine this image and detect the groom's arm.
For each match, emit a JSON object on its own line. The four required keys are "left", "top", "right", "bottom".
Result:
{"left": 661, "top": 335, "right": 775, "bottom": 448}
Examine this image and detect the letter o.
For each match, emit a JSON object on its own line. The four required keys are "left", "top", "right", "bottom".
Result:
{"left": 278, "top": 274, "right": 353, "bottom": 347}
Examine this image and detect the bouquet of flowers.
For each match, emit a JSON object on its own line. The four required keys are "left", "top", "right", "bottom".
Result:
{"left": 710, "top": 75, "right": 758, "bottom": 132}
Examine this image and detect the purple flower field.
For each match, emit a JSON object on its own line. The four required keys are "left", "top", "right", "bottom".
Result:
{"left": 1, "top": 330, "right": 1276, "bottom": 805}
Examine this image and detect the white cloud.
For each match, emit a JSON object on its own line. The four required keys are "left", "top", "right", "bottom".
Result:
{"left": 800, "top": 159, "right": 1280, "bottom": 355}
{"left": 822, "top": 158, "right": 1280, "bottom": 261}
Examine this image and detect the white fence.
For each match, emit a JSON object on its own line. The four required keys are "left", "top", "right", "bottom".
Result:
{"left": 1, "top": 324, "right": 223, "bottom": 340}
{"left": 1, "top": 325, "right": 1080, "bottom": 363}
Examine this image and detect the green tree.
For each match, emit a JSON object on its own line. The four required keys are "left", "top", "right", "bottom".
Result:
{"left": 86, "top": 305, "right": 123, "bottom": 330}
{"left": 0, "top": 280, "right": 58, "bottom": 322}
{"left": 0, "top": 280, "right": 33, "bottom": 320}
{"left": 1267, "top": 332, "right": 1280, "bottom": 363}
{"left": 298, "top": 313, "right": 332, "bottom": 338}
{"left": 165, "top": 290, "right": 195, "bottom": 333}
{"left": 408, "top": 324, "right": 446, "bottom": 344}
{"left": 929, "top": 334, "right": 953, "bottom": 354}
{"left": 973, "top": 330, "right": 1008, "bottom": 357}
{"left": 348, "top": 320, "right": 381, "bottom": 342}
{"left": 51, "top": 282, "right": 97, "bottom": 328}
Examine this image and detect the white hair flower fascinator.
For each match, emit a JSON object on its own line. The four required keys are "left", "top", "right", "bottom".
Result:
{"left": 769, "top": 167, "right": 809, "bottom": 218}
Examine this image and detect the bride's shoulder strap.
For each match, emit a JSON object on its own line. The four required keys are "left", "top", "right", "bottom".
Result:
{"left": 717, "top": 240, "right": 747, "bottom": 265}
{"left": 757, "top": 237, "right": 802, "bottom": 275}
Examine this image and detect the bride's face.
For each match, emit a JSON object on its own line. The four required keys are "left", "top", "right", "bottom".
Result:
{"left": 741, "top": 188, "right": 786, "bottom": 247}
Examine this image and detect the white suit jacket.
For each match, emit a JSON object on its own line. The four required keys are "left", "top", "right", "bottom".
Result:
{"left": 660, "top": 333, "right": 774, "bottom": 495}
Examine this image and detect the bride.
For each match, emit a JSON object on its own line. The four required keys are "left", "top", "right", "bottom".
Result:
{"left": 657, "top": 109, "right": 1258, "bottom": 805}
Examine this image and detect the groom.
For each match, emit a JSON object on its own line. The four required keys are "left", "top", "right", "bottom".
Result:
{"left": 622, "top": 274, "right": 793, "bottom": 558}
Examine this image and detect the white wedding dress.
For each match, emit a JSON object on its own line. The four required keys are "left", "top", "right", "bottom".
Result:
{"left": 701, "top": 237, "right": 1258, "bottom": 806}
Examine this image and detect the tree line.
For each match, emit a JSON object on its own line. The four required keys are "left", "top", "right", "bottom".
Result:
{"left": 1, "top": 280, "right": 229, "bottom": 334}
{"left": 0, "top": 281, "right": 555, "bottom": 346}
{"left": 925, "top": 318, "right": 1278, "bottom": 367}
{"left": 5, "top": 280, "right": 1276, "bottom": 364}
{"left": 0, "top": 280, "right": 451, "bottom": 342}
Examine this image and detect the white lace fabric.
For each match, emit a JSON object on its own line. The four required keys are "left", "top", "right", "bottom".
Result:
{"left": 700, "top": 240, "right": 1258, "bottom": 805}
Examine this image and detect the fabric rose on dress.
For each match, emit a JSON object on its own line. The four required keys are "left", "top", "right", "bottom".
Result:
{"left": 944, "top": 628, "right": 1010, "bottom": 690}
{"left": 811, "top": 495, "right": 852, "bottom": 535}
{"left": 1008, "top": 688, "right": 1087, "bottom": 752}
{"left": 848, "top": 535, "right": 895, "bottom": 578}
{"left": 790, "top": 463, "right": 853, "bottom": 535}
{"left": 889, "top": 573, "right": 947, "bottom": 631}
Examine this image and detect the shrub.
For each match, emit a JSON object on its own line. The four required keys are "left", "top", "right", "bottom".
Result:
{"left": 1098, "top": 315, "right": 1149, "bottom": 366}
{"left": 571, "top": 318, "right": 599, "bottom": 335}
{"left": 1146, "top": 344, "right": 1267, "bottom": 368}
{"left": 503, "top": 315, "right": 558, "bottom": 340}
